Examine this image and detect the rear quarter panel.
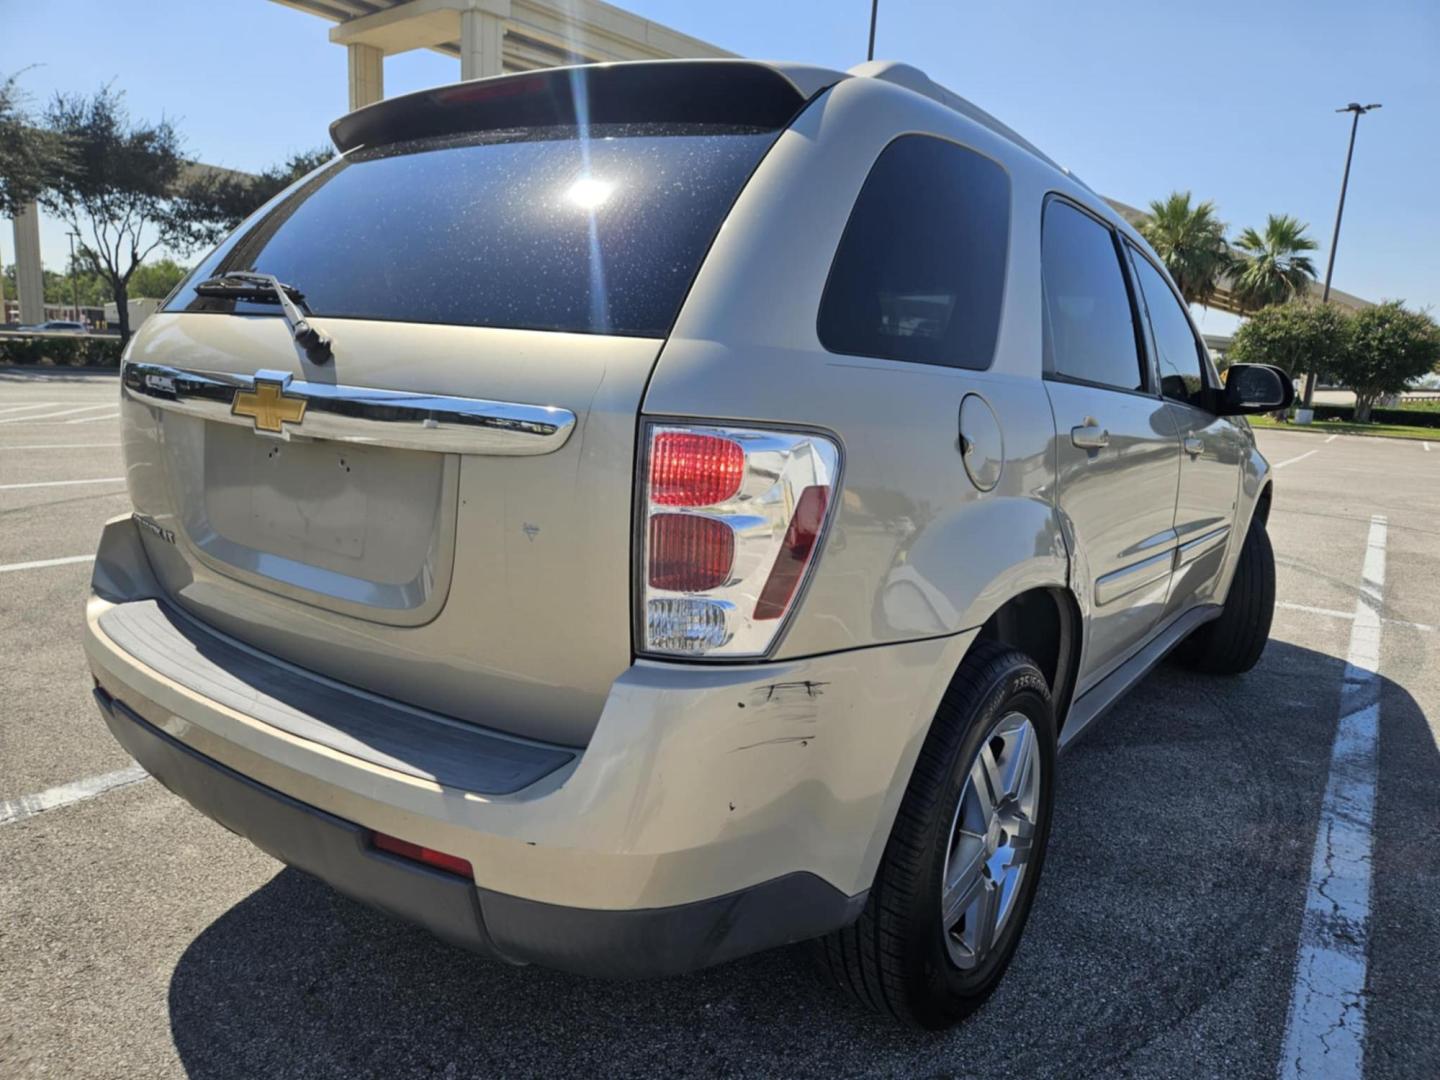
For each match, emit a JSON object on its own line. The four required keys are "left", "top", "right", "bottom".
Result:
{"left": 645, "top": 76, "right": 1070, "bottom": 656}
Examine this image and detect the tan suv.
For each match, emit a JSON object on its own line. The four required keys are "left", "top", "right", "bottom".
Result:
{"left": 85, "top": 59, "right": 1291, "bottom": 1028}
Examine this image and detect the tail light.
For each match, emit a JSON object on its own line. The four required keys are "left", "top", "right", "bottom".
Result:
{"left": 639, "top": 423, "right": 840, "bottom": 658}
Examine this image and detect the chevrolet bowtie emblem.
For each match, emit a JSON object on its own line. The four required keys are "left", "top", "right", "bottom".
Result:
{"left": 233, "top": 378, "right": 306, "bottom": 434}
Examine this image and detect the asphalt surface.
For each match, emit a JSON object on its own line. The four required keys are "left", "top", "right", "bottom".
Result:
{"left": 2, "top": 368, "right": 1437, "bottom": 1079}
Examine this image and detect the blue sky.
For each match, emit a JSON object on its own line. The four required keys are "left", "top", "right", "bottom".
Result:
{"left": 4, "top": 0, "right": 1436, "bottom": 334}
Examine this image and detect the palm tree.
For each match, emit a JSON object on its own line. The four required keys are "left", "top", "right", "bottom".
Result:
{"left": 1138, "top": 192, "right": 1233, "bottom": 306}
{"left": 1231, "top": 214, "right": 1319, "bottom": 312}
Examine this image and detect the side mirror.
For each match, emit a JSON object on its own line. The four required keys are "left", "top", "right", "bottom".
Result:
{"left": 1216, "top": 364, "right": 1294, "bottom": 416}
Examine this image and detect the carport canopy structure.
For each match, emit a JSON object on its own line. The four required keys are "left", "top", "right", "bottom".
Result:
{"left": 270, "top": 0, "right": 734, "bottom": 109}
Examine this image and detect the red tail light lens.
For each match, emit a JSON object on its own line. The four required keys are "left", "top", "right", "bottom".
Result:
{"left": 754, "top": 485, "right": 829, "bottom": 619}
{"left": 371, "top": 832, "right": 474, "bottom": 879}
{"left": 640, "top": 424, "right": 840, "bottom": 658}
{"left": 649, "top": 513, "right": 734, "bottom": 591}
{"left": 650, "top": 431, "right": 745, "bottom": 507}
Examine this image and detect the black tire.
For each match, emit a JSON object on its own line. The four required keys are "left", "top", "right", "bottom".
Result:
{"left": 1173, "top": 515, "right": 1275, "bottom": 674}
{"left": 813, "top": 641, "right": 1056, "bottom": 1029}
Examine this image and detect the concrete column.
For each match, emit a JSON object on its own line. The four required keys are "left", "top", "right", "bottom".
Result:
{"left": 460, "top": 9, "right": 505, "bottom": 81}
{"left": 347, "top": 43, "right": 385, "bottom": 110}
{"left": 12, "top": 202, "right": 45, "bottom": 326}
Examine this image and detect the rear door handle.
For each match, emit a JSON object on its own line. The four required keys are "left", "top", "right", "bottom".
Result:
{"left": 1183, "top": 436, "right": 1204, "bottom": 457}
{"left": 1071, "top": 422, "right": 1110, "bottom": 450}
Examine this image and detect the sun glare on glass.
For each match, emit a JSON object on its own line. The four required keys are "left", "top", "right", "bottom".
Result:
{"left": 565, "top": 176, "right": 615, "bottom": 210}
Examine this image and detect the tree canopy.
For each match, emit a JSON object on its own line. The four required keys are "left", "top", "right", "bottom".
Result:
{"left": 1331, "top": 302, "right": 1440, "bottom": 421}
{"left": 1227, "top": 301, "right": 1347, "bottom": 383}
{"left": 1138, "top": 192, "right": 1233, "bottom": 307}
{"left": 1230, "top": 214, "right": 1319, "bottom": 313}
{"left": 0, "top": 71, "right": 71, "bottom": 217}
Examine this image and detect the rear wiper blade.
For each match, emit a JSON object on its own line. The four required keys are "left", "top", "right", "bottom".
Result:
{"left": 194, "top": 271, "right": 332, "bottom": 363}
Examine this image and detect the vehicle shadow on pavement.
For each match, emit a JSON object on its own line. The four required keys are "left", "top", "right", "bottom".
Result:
{"left": 165, "top": 641, "right": 1438, "bottom": 1080}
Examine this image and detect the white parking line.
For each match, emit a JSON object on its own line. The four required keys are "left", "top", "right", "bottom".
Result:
{"left": 0, "top": 765, "right": 149, "bottom": 826}
{"left": 1424, "top": 442, "right": 1432, "bottom": 452}
{"left": 1324, "top": 434, "right": 1338, "bottom": 444}
{"left": 1278, "top": 514, "right": 1386, "bottom": 1080}
{"left": 1276, "top": 600, "right": 1434, "bottom": 633}
{"left": 0, "top": 476, "right": 125, "bottom": 491}
{"left": 0, "top": 401, "right": 59, "bottom": 415}
{"left": 1272, "top": 449, "right": 1321, "bottom": 470}
{"left": 0, "top": 554, "right": 95, "bottom": 574}
{"left": 0, "top": 404, "right": 115, "bottom": 424}
{"left": 0, "top": 443, "right": 121, "bottom": 451}
{"left": 63, "top": 412, "right": 120, "bottom": 424}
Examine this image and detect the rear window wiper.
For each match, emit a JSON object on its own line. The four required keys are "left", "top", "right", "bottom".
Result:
{"left": 194, "top": 271, "right": 333, "bottom": 363}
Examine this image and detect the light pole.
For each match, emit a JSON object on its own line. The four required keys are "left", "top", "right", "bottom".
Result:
{"left": 66, "top": 230, "right": 82, "bottom": 325}
{"left": 1302, "top": 101, "right": 1381, "bottom": 409}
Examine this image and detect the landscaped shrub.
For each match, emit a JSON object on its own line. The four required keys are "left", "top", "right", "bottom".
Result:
{"left": 0, "top": 335, "right": 124, "bottom": 367}
{"left": 1311, "top": 404, "right": 1440, "bottom": 429}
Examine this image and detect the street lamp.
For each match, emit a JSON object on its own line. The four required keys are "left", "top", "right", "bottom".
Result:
{"left": 1302, "top": 101, "right": 1381, "bottom": 409}
{"left": 66, "top": 230, "right": 82, "bottom": 326}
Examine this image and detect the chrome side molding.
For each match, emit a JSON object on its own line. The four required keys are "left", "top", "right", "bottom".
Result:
{"left": 122, "top": 362, "right": 576, "bottom": 456}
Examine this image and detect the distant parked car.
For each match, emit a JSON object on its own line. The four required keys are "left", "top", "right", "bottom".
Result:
{"left": 20, "top": 320, "right": 87, "bottom": 333}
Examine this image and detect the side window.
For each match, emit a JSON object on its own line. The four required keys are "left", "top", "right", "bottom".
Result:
{"left": 818, "top": 135, "right": 1010, "bottom": 369}
{"left": 1129, "top": 250, "right": 1210, "bottom": 409}
{"left": 1041, "top": 200, "right": 1145, "bottom": 392}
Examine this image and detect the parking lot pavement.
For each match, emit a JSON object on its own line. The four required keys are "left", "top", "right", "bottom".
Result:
{"left": 1, "top": 372, "right": 1437, "bottom": 1079}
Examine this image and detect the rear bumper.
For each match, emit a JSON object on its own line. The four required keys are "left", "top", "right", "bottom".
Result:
{"left": 94, "top": 687, "right": 859, "bottom": 977}
{"left": 86, "top": 514, "right": 974, "bottom": 975}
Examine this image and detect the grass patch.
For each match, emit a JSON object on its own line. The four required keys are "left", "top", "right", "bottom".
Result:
{"left": 1250, "top": 415, "right": 1437, "bottom": 441}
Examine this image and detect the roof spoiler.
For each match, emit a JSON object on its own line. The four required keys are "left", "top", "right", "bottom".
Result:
{"left": 330, "top": 59, "right": 845, "bottom": 154}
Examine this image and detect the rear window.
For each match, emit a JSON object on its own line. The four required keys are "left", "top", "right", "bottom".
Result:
{"left": 168, "top": 123, "right": 778, "bottom": 338}
{"left": 817, "top": 135, "right": 1010, "bottom": 369}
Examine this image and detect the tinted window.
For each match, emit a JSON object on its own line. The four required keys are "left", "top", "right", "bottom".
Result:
{"left": 168, "top": 124, "right": 776, "bottom": 337}
{"left": 1130, "top": 250, "right": 1209, "bottom": 409}
{"left": 818, "top": 135, "right": 1009, "bottom": 369}
{"left": 1041, "top": 200, "right": 1144, "bottom": 392}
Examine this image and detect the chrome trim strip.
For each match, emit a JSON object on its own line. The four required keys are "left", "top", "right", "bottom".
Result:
{"left": 122, "top": 362, "right": 576, "bottom": 456}
{"left": 1094, "top": 547, "right": 1174, "bottom": 607}
{"left": 1174, "top": 524, "right": 1231, "bottom": 569}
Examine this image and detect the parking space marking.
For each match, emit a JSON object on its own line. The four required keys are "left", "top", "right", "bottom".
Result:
{"left": 1278, "top": 514, "right": 1387, "bottom": 1080}
{"left": 1424, "top": 442, "right": 1432, "bottom": 452}
{"left": 0, "top": 765, "right": 149, "bottom": 827}
{"left": 1272, "top": 449, "right": 1320, "bottom": 470}
{"left": 0, "top": 554, "right": 95, "bottom": 574}
{"left": 0, "top": 443, "right": 121, "bottom": 451}
{"left": 1324, "top": 434, "right": 1338, "bottom": 444}
{"left": 0, "top": 402, "right": 59, "bottom": 415}
{"left": 0, "top": 404, "right": 115, "bottom": 424}
{"left": 0, "top": 476, "right": 125, "bottom": 491}
{"left": 1276, "top": 600, "right": 1434, "bottom": 633}
{"left": 64, "top": 412, "right": 120, "bottom": 424}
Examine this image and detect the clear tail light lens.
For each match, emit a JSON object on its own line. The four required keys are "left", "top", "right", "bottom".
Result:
{"left": 639, "top": 423, "right": 841, "bottom": 658}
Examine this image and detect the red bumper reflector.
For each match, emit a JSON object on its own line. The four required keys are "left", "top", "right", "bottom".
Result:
{"left": 371, "top": 832, "right": 474, "bottom": 879}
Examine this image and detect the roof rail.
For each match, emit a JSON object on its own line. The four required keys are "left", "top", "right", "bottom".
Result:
{"left": 848, "top": 60, "right": 1091, "bottom": 190}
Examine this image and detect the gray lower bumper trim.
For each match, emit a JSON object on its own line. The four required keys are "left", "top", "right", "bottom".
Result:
{"left": 95, "top": 688, "right": 866, "bottom": 978}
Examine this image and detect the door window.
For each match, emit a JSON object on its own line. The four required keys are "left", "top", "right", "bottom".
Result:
{"left": 1129, "top": 250, "right": 1211, "bottom": 409}
{"left": 1041, "top": 200, "right": 1146, "bottom": 392}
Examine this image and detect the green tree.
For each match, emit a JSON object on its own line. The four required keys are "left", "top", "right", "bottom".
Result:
{"left": 1231, "top": 214, "right": 1318, "bottom": 312}
{"left": 38, "top": 85, "right": 195, "bottom": 342}
{"left": 129, "top": 257, "right": 189, "bottom": 299}
{"left": 0, "top": 70, "right": 70, "bottom": 217}
{"left": 171, "top": 147, "right": 333, "bottom": 248}
{"left": 1138, "top": 191, "right": 1233, "bottom": 306}
{"left": 1330, "top": 302, "right": 1440, "bottom": 422}
{"left": 1228, "top": 301, "right": 1348, "bottom": 390}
